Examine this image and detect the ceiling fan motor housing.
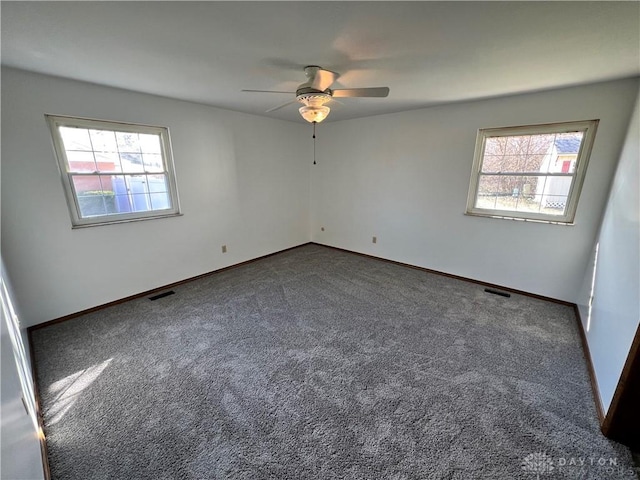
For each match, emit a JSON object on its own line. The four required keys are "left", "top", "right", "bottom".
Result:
{"left": 296, "top": 87, "right": 332, "bottom": 106}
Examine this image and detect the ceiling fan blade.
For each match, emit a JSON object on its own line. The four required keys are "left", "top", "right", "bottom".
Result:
{"left": 242, "top": 89, "right": 295, "bottom": 94}
{"left": 332, "top": 87, "right": 390, "bottom": 98}
{"left": 311, "top": 68, "right": 339, "bottom": 91}
{"left": 265, "top": 100, "right": 297, "bottom": 113}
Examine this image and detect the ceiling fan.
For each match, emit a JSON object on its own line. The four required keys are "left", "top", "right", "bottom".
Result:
{"left": 242, "top": 65, "right": 390, "bottom": 123}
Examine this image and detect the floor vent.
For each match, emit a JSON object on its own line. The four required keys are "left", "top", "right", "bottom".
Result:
{"left": 149, "top": 290, "right": 175, "bottom": 301}
{"left": 484, "top": 288, "right": 511, "bottom": 298}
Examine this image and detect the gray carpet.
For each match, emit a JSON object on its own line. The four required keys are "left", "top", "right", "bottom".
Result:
{"left": 31, "top": 244, "right": 637, "bottom": 479}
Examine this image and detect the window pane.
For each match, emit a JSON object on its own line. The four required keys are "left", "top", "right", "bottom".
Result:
{"left": 477, "top": 175, "right": 501, "bottom": 196}
{"left": 120, "top": 153, "right": 144, "bottom": 173}
{"left": 548, "top": 132, "right": 582, "bottom": 174}
{"left": 525, "top": 134, "right": 558, "bottom": 173}
{"left": 146, "top": 174, "right": 170, "bottom": 210}
{"left": 480, "top": 153, "right": 502, "bottom": 173}
{"left": 130, "top": 194, "right": 150, "bottom": 212}
{"left": 66, "top": 151, "right": 96, "bottom": 172}
{"left": 128, "top": 175, "right": 151, "bottom": 213}
{"left": 511, "top": 181, "right": 542, "bottom": 214}
{"left": 72, "top": 176, "right": 117, "bottom": 218}
{"left": 59, "top": 127, "right": 92, "bottom": 151}
{"left": 114, "top": 194, "right": 133, "bottom": 214}
{"left": 94, "top": 152, "right": 122, "bottom": 173}
{"left": 496, "top": 175, "right": 520, "bottom": 198}
{"left": 503, "top": 135, "right": 530, "bottom": 155}
{"left": 147, "top": 174, "right": 168, "bottom": 193}
{"left": 149, "top": 191, "right": 171, "bottom": 210}
{"left": 111, "top": 175, "right": 127, "bottom": 194}
{"left": 71, "top": 175, "right": 101, "bottom": 196}
{"left": 142, "top": 154, "right": 163, "bottom": 172}
{"left": 475, "top": 192, "right": 498, "bottom": 210}
{"left": 139, "top": 134, "right": 162, "bottom": 154}
{"left": 522, "top": 153, "right": 548, "bottom": 173}
{"left": 89, "top": 129, "right": 118, "bottom": 152}
{"left": 485, "top": 137, "right": 506, "bottom": 156}
{"left": 527, "top": 134, "right": 555, "bottom": 155}
{"left": 77, "top": 194, "right": 111, "bottom": 218}
{"left": 116, "top": 132, "right": 141, "bottom": 153}
{"left": 498, "top": 155, "right": 524, "bottom": 173}
{"left": 110, "top": 176, "right": 131, "bottom": 214}
{"left": 554, "top": 132, "right": 583, "bottom": 155}
{"left": 97, "top": 175, "right": 115, "bottom": 196}
{"left": 475, "top": 175, "right": 510, "bottom": 210}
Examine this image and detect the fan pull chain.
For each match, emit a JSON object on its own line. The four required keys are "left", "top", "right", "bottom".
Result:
{"left": 313, "top": 121, "right": 317, "bottom": 165}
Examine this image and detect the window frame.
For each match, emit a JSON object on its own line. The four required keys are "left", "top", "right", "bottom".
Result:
{"left": 46, "top": 114, "right": 181, "bottom": 228}
{"left": 465, "top": 119, "right": 599, "bottom": 224}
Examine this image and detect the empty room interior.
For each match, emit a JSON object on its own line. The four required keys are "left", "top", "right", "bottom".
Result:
{"left": 1, "top": 2, "right": 639, "bottom": 479}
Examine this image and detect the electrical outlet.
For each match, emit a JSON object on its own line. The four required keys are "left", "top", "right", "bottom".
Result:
{"left": 372, "top": 236, "right": 377, "bottom": 244}
{"left": 221, "top": 245, "right": 227, "bottom": 253}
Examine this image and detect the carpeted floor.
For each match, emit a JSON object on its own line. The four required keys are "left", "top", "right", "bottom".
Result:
{"left": 31, "top": 244, "right": 638, "bottom": 479}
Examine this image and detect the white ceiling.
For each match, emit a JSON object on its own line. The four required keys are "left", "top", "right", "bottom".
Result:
{"left": 2, "top": 1, "right": 639, "bottom": 123}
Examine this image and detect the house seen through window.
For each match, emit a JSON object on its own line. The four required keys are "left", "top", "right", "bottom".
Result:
{"left": 46, "top": 115, "right": 181, "bottom": 227}
{"left": 466, "top": 120, "right": 599, "bottom": 224}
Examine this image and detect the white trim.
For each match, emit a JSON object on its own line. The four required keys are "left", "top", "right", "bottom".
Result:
{"left": 45, "top": 114, "right": 181, "bottom": 228}
{"left": 465, "top": 119, "right": 599, "bottom": 224}
{"left": 1, "top": 278, "right": 38, "bottom": 431}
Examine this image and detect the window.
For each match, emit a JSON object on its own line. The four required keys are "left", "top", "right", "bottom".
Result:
{"left": 466, "top": 120, "right": 598, "bottom": 224}
{"left": 46, "top": 115, "right": 181, "bottom": 227}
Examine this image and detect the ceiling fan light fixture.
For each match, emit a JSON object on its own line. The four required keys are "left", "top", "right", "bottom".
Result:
{"left": 299, "top": 105, "right": 330, "bottom": 123}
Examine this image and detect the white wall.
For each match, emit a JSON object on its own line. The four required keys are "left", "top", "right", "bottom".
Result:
{"left": 577, "top": 88, "right": 640, "bottom": 413}
{"left": 1, "top": 259, "right": 45, "bottom": 480}
{"left": 311, "top": 79, "right": 640, "bottom": 302}
{"left": 1, "top": 68, "right": 310, "bottom": 327}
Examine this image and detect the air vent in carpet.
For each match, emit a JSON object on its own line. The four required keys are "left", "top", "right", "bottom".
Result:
{"left": 484, "top": 288, "right": 511, "bottom": 298}
{"left": 149, "top": 290, "right": 175, "bottom": 301}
